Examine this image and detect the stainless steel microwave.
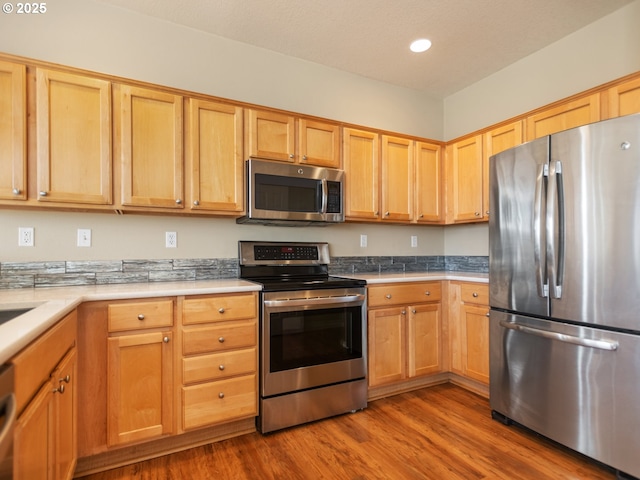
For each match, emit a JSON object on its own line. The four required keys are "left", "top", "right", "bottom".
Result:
{"left": 236, "top": 158, "right": 344, "bottom": 226}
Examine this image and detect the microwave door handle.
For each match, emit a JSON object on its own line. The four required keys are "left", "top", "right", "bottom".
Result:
{"left": 321, "top": 178, "right": 328, "bottom": 214}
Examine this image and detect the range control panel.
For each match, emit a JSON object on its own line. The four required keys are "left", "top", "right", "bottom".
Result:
{"left": 239, "top": 241, "right": 330, "bottom": 266}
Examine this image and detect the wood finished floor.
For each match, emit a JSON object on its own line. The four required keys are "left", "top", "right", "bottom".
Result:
{"left": 80, "top": 384, "right": 615, "bottom": 480}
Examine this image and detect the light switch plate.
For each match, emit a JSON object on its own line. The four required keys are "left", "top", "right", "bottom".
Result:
{"left": 77, "top": 229, "right": 92, "bottom": 247}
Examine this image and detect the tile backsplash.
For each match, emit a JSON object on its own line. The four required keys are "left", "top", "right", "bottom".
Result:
{"left": 0, "top": 256, "right": 488, "bottom": 289}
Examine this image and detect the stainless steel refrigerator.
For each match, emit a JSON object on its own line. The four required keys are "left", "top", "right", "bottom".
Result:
{"left": 489, "top": 113, "right": 640, "bottom": 479}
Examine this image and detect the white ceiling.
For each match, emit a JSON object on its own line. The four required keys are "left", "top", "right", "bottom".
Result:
{"left": 96, "top": 0, "right": 633, "bottom": 99}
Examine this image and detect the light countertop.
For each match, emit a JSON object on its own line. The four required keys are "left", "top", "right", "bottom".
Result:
{"left": 0, "top": 272, "right": 488, "bottom": 365}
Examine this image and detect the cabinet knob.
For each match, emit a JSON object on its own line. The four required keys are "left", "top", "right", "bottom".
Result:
{"left": 12, "top": 188, "right": 21, "bottom": 195}
{"left": 53, "top": 384, "right": 65, "bottom": 394}
{"left": 375, "top": 211, "right": 379, "bottom": 216}
{"left": 401, "top": 310, "right": 406, "bottom": 315}
{"left": 425, "top": 291, "right": 431, "bottom": 296}
{"left": 302, "top": 155, "right": 308, "bottom": 160}
{"left": 473, "top": 292, "right": 479, "bottom": 298}
{"left": 218, "top": 392, "right": 225, "bottom": 399}
{"left": 219, "top": 365, "right": 225, "bottom": 371}
{"left": 289, "top": 154, "right": 294, "bottom": 159}
{"left": 385, "top": 294, "right": 392, "bottom": 299}
{"left": 486, "top": 210, "right": 490, "bottom": 216}
{"left": 419, "top": 213, "right": 424, "bottom": 218}
{"left": 218, "top": 336, "right": 225, "bottom": 343}
{"left": 163, "top": 336, "right": 170, "bottom": 343}
{"left": 138, "top": 314, "right": 145, "bottom": 320}
{"left": 412, "top": 309, "right": 416, "bottom": 314}
{"left": 385, "top": 211, "right": 390, "bottom": 217}
{"left": 474, "top": 212, "right": 480, "bottom": 217}
{"left": 39, "top": 191, "right": 47, "bottom": 197}
{"left": 218, "top": 307, "right": 225, "bottom": 314}
{"left": 193, "top": 200, "right": 200, "bottom": 206}
{"left": 175, "top": 199, "right": 182, "bottom": 204}
{"left": 486, "top": 312, "right": 490, "bottom": 317}
{"left": 59, "top": 375, "right": 71, "bottom": 384}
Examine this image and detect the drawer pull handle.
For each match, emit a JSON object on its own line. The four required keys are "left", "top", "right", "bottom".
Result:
{"left": 473, "top": 292, "right": 479, "bottom": 298}
{"left": 218, "top": 336, "right": 225, "bottom": 343}
{"left": 425, "top": 291, "right": 431, "bottom": 296}
{"left": 385, "top": 294, "right": 392, "bottom": 299}
{"left": 218, "top": 392, "right": 225, "bottom": 399}
{"left": 219, "top": 365, "right": 225, "bottom": 371}
{"left": 59, "top": 375, "right": 71, "bottom": 384}
{"left": 137, "top": 314, "right": 145, "bottom": 320}
{"left": 163, "top": 336, "right": 170, "bottom": 343}
{"left": 218, "top": 307, "right": 225, "bottom": 314}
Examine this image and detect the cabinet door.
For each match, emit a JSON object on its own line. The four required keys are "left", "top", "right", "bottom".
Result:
{"left": 368, "top": 307, "right": 405, "bottom": 387}
{"left": 118, "top": 85, "right": 184, "bottom": 208}
{"left": 483, "top": 121, "right": 523, "bottom": 218}
{"left": 14, "top": 380, "right": 54, "bottom": 480}
{"left": 298, "top": 118, "right": 340, "bottom": 168}
{"left": 188, "top": 99, "right": 244, "bottom": 213}
{"left": 445, "top": 135, "right": 484, "bottom": 223}
{"left": 605, "top": 77, "right": 640, "bottom": 119}
{"left": 415, "top": 141, "right": 442, "bottom": 223}
{"left": 36, "top": 69, "right": 112, "bottom": 205}
{"left": 245, "top": 109, "right": 295, "bottom": 162}
{"left": 343, "top": 127, "right": 380, "bottom": 220}
{"left": 526, "top": 93, "right": 600, "bottom": 140}
{"left": 0, "top": 60, "right": 26, "bottom": 201}
{"left": 107, "top": 331, "right": 173, "bottom": 446}
{"left": 381, "top": 135, "right": 413, "bottom": 222}
{"left": 53, "top": 349, "right": 77, "bottom": 480}
{"left": 408, "top": 303, "right": 442, "bottom": 377}
{"left": 462, "top": 304, "right": 490, "bottom": 385}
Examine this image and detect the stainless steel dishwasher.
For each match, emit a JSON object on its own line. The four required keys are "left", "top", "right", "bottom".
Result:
{"left": 0, "top": 364, "right": 15, "bottom": 480}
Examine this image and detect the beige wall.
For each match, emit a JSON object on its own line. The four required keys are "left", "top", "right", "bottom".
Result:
{"left": 0, "top": 0, "right": 639, "bottom": 262}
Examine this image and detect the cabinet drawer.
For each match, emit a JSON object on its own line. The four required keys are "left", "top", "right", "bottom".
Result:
{"left": 108, "top": 299, "right": 173, "bottom": 332}
{"left": 182, "top": 320, "right": 256, "bottom": 355}
{"left": 460, "top": 283, "right": 489, "bottom": 305}
{"left": 368, "top": 282, "right": 441, "bottom": 307}
{"left": 183, "top": 293, "right": 257, "bottom": 325}
{"left": 183, "top": 348, "right": 256, "bottom": 384}
{"left": 182, "top": 374, "right": 257, "bottom": 430}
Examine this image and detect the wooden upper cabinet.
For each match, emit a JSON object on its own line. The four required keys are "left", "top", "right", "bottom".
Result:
{"left": 381, "top": 135, "right": 413, "bottom": 222}
{"left": 415, "top": 141, "right": 443, "bottom": 223}
{"left": 298, "top": 118, "right": 341, "bottom": 168}
{"left": 343, "top": 127, "right": 380, "bottom": 220}
{"left": 187, "top": 99, "right": 244, "bottom": 213}
{"left": 604, "top": 76, "right": 640, "bottom": 119}
{"left": 118, "top": 84, "right": 184, "bottom": 209}
{"left": 0, "top": 60, "right": 26, "bottom": 201}
{"left": 445, "top": 135, "right": 484, "bottom": 223}
{"left": 36, "top": 69, "right": 112, "bottom": 205}
{"left": 525, "top": 93, "right": 600, "bottom": 140}
{"left": 483, "top": 120, "right": 523, "bottom": 218}
{"left": 245, "top": 109, "right": 295, "bottom": 162}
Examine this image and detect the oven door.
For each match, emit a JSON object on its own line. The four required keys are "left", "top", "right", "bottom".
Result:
{"left": 261, "top": 288, "right": 366, "bottom": 398}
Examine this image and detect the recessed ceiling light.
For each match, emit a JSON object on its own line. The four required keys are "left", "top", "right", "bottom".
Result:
{"left": 410, "top": 39, "right": 432, "bottom": 53}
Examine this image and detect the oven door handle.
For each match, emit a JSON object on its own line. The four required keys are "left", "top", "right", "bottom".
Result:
{"left": 264, "top": 294, "right": 365, "bottom": 308}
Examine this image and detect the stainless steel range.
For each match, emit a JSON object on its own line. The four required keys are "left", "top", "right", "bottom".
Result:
{"left": 238, "top": 241, "right": 367, "bottom": 433}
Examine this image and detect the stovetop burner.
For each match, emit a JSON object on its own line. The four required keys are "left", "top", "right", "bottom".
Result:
{"left": 238, "top": 241, "right": 364, "bottom": 291}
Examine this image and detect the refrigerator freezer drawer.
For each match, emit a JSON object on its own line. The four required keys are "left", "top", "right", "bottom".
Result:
{"left": 490, "top": 310, "right": 640, "bottom": 478}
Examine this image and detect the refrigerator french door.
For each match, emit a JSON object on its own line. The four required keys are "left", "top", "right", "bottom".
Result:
{"left": 489, "top": 113, "right": 640, "bottom": 479}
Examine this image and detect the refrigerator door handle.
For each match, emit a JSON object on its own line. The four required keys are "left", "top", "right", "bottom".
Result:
{"left": 499, "top": 320, "right": 619, "bottom": 351}
{"left": 534, "top": 164, "right": 548, "bottom": 298}
{"left": 546, "top": 161, "right": 565, "bottom": 298}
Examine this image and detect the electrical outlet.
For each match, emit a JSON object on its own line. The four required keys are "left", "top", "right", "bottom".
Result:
{"left": 166, "top": 231, "right": 177, "bottom": 248}
{"left": 360, "top": 234, "right": 367, "bottom": 248}
{"left": 411, "top": 235, "right": 418, "bottom": 248}
{"left": 18, "top": 227, "right": 34, "bottom": 247}
{"left": 77, "top": 229, "right": 92, "bottom": 247}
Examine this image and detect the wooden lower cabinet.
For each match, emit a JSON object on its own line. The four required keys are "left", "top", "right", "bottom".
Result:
{"left": 180, "top": 293, "right": 258, "bottom": 432}
{"left": 447, "top": 282, "right": 490, "bottom": 394}
{"left": 12, "top": 311, "right": 77, "bottom": 480}
{"left": 367, "top": 282, "right": 444, "bottom": 397}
